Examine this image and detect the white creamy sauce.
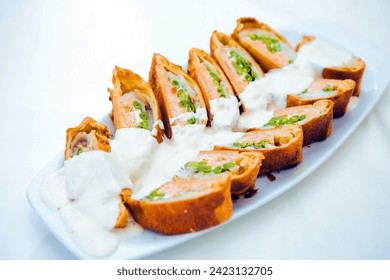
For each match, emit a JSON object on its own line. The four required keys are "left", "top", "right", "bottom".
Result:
{"left": 41, "top": 150, "right": 144, "bottom": 258}
{"left": 41, "top": 38, "right": 354, "bottom": 258}
{"left": 297, "top": 90, "right": 338, "bottom": 100}
{"left": 238, "top": 38, "right": 353, "bottom": 129}
{"left": 209, "top": 96, "right": 240, "bottom": 128}
{"left": 169, "top": 108, "right": 207, "bottom": 124}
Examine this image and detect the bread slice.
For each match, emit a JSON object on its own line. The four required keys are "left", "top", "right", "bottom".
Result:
{"left": 188, "top": 48, "right": 237, "bottom": 124}
{"left": 210, "top": 31, "right": 264, "bottom": 95}
{"left": 267, "top": 100, "right": 333, "bottom": 146}
{"left": 215, "top": 125, "right": 303, "bottom": 175}
{"left": 232, "top": 17, "right": 296, "bottom": 71}
{"left": 65, "top": 117, "right": 129, "bottom": 228}
{"left": 296, "top": 35, "right": 365, "bottom": 96}
{"left": 175, "top": 150, "right": 264, "bottom": 195}
{"left": 125, "top": 173, "right": 232, "bottom": 235}
{"left": 287, "top": 78, "right": 356, "bottom": 118}
{"left": 108, "top": 66, "right": 164, "bottom": 143}
{"left": 148, "top": 53, "right": 207, "bottom": 139}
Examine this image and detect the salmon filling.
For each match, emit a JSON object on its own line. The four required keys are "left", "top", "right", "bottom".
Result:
{"left": 242, "top": 29, "right": 296, "bottom": 67}
{"left": 119, "top": 92, "right": 152, "bottom": 130}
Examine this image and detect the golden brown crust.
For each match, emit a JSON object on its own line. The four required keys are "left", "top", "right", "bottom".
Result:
{"left": 296, "top": 35, "right": 365, "bottom": 96}
{"left": 210, "top": 31, "right": 264, "bottom": 96}
{"left": 215, "top": 125, "right": 303, "bottom": 176}
{"left": 274, "top": 100, "right": 333, "bottom": 146}
{"left": 286, "top": 79, "right": 356, "bottom": 118}
{"left": 195, "top": 150, "right": 264, "bottom": 195}
{"left": 322, "top": 57, "right": 365, "bottom": 97}
{"left": 125, "top": 173, "right": 232, "bottom": 235}
{"left": 295, "top": 35, "right": 315, "bottom": 52}
{"left": 148, "top": 53, "right": 207, "bottom": 139}
{"left": 64, "top": 117, "right": 111, "bottom": 160}
{"left": 232, "top": 17, "right": 295, "bottom": 71}
{"left": 108, "top": 66, "right": 164, "bottom": 143}
{"left": 187, "top": 48, "right": 236, "bottom": 124}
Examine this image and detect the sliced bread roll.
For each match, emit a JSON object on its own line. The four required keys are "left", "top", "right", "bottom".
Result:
{"left": 65, "top": 117, "right": 129, "bottom": 228}
{"left": 108, "top": 66, "right": 164, "bottom": 143}
{"left": 175, "top": 150, "right": 264, "bottom": 195}
{"left": 287, "top": 78, "right": 356, "bottom": 118}
{"left": 125, "top": 173, "right": 232, "bottom": 235}
{"left": 188, "top": 48, "right": 237, "bottom": 124}
{"left": 210, "top": 31, "right": 264, "bottom": 95}
{"left": 232, "top": 17, "right": 296, "bottom": 71}
{"left": 296, "top": 35, "right": 365, "bottom": 96}
{"left": 215, "top": 125, "right": 303, "bottom": 175}
{"left": 148, "top": 53, "right": 207, "bottom": 139}
{"left": 265, "top": 100, "right": 333, "bottom": 146}
{"left": 65, "top": 117, "right": 111, "bottom": 160}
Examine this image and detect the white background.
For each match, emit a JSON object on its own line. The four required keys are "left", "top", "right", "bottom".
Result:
{"left": 1, "top": 0, "right": 389, "bottom": 259}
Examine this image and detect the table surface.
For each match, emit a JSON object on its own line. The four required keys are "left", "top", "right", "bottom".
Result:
{"left": 1, "top": 0, "right": 389, "bottom": 260}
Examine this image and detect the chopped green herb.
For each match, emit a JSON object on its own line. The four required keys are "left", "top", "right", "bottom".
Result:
{"left": 133, "top": 100, "right": 143, "bottom": 110}
{"left": 265, "top": 115, "right": 306, "bottom": 126}
{"left": 133, "top": 100, "right": 150, "bottom": 130}
{"left": 205, "top": 63, "right": 227, "bottom": 98}
{"left": 249, "top": 33, "right": 282, "bottom": 54}
{"left": 187, "top": 117, "right": 197, "bottom": 125}
{"left": 139, "top": 112, "right": 148, "bottom": 121}
{"left": 183, "top": 161, "right": 236, "bottom": 174}
{"left": 229, "top": 50, "right": 258, "bottom": 82}
{"left": 76, "top": 147, "right": 83, "bottom": 155}
{"left": 145, "top": 188, "right": 165, "bottom": 200}
{"left": 232, "top": 139, "right": 271, "bottom": 149}
{"left": 322, "top": 87, "right": 333, "bottom": 92}
{"left": 172, "top": 79, "right": 196, "bottom": 113}
{"left": 288, "top": 59, "right": 294, "bottom": 64}
{"left": 138, "top": 120, "right": 149, "bottom": 130}
{"left": 301, "top": 88, "right": 308, "bottom": 94}
{"left": 172, "top": 80, "right": 180, "bottom": 87}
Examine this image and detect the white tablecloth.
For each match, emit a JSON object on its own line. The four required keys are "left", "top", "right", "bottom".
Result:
{"left": 1, "top": 0, "right": 389, "bottom": 259}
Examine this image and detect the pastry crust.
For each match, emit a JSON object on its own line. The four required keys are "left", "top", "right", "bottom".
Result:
{"left": 65, "top": 117, "right": 111, "bottom": 160}
{"left": 148, "top": 53, "right": 207, "bottom": 139}
{"left": 108, "top": 66, "right": 164, "bottom": 143}
{"left": 296, "top": 35, "right": 365, "bottom": 96}
{"left": 210, "top": 31, "right": 264, "bottom": 96}
{"left": 176, "top": 150, "right": 264, "bottom": 195}
{"left": 125, "top": 173, "right": 232, "bottom": 235}
{"left": 65, "top": 117, "right": 130, "bottom": 228}
{"left": 188, "top": 48, "right": 236, "bottom": 123}
{"left": 272, "top": 100, "right": 333, "bottom": 146}
{"left": 286, "top": 79, "right": 356, "bottom": 118}
{"left": 215, "top": 125, "right": 303, "bottom": 176}
{"left": 232, "top": 17, "right": 296, "bottom": 71}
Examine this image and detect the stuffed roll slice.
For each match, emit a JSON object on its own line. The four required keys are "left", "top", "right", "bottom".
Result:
{"left": 264, "top": 100, "right": 333, "bottom": 146}
{"left": 124, "top": 173, "right": 232, "bottom": 235}
{"left": 175, "top": 150, "right": 264, "bottom": 195}
{"left": 232, "top": 17, "right": 296, "bottom": 71}
{"left": 108, "top": 66, "right": 164, "bottom": 143}
{"left": 296, "top": 35, "right": 365, "bottom": 96}
{"left": 149, "top": 53, "right": 207, "bottom": 139}
{"left": 287, "top": 78, "right": 356, "bottom": 118}
{"left": 188, "top": 48, "right": 239, "bottom": 126}
{"left": 210, "top": 31, "right": 264, "bottom": 95}
{"left": 215, "top": 125, "right": 303, "bottom": 176}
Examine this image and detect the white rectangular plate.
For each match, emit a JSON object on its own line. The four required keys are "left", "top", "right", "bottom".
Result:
{"left": 27, "top": 19, "right": 390, "bottom": 259}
